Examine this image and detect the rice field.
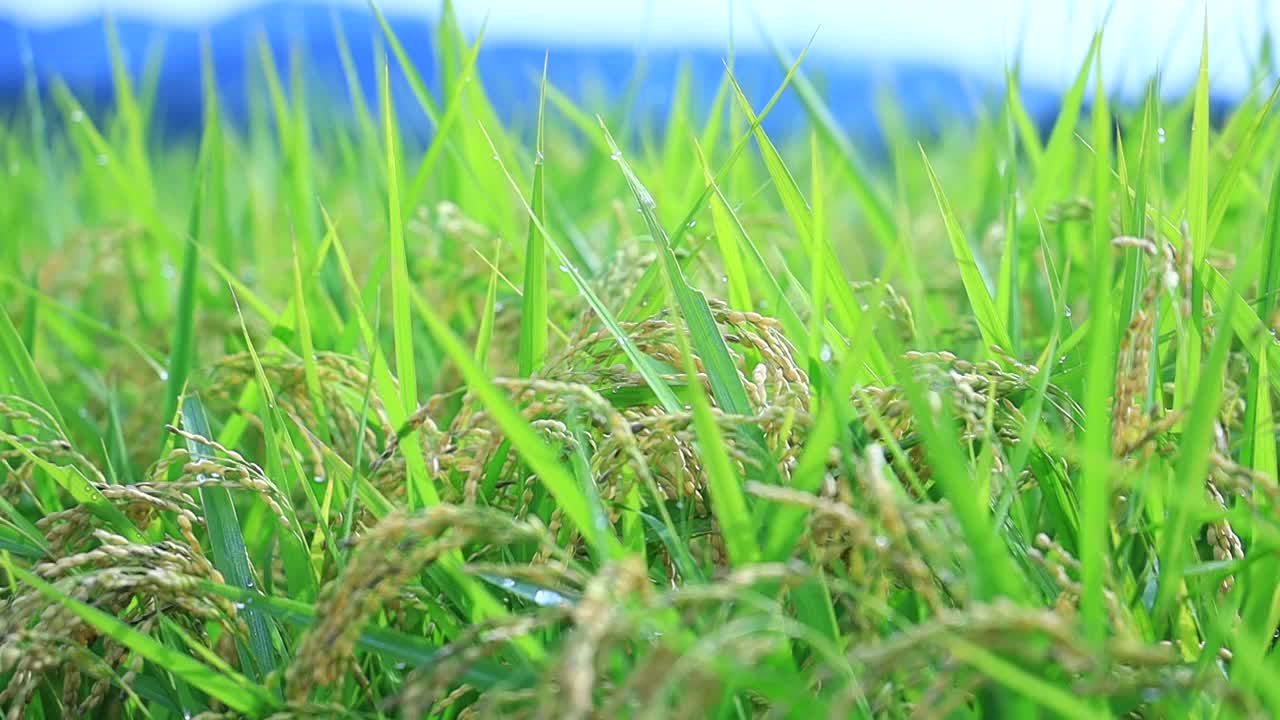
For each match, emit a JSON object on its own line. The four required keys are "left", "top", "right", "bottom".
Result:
{"left": 3, "top": 4, "right": 1280, "bottom": 718}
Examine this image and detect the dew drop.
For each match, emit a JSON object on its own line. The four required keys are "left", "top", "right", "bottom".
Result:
{"left": 234, "top": 602, "right": 246, "bottom": 610}
{"left": 1157, "top": 127, "right": 1167, "bottom": 145}
{"left": 609, "top": 151, "right": 622, "bottom": 161}
{"left": 498, "top": 577, "right": 516, "bottom": 589}
{"left": 161, "top": 263, "right": 176, "bottom": 280}
{"left": 245, "top": 578, "right": 255, "bottom": 589}
{"left": 686, "top": 220, "right": 696, "bottom": 228}
{"left": 312, "top": 475, "right": 326, "bottom": 484}
{"left": 71, "top": 109, "right": 84, "bottom": 123}
{"left": 491, "top": 154, "right": 500, "bottom": 161}
{"left": 533, "top": 150, "right": 544, "bottom": 166}
{"left": 874, "top": 535, "right": 890, "bottom": 550}
{"left": 720, "top": 275, "right": 729, "bottom": 284}
{"left": 394, "top": 662, "right": 408, "bottom": 671}
{"left": 558, "top": 264, "right": 570, "bottom": 273}
{"left": 95, "top": 154, "right": 109, "bottom": 167}
{"left": 1063, "top": 305, "right": 1072, "bottom": 318}
{"left": 157, "top": 369, "right": 169, "bottom": 381}
{"left": 532, "top": 589, "right": 567, "bottom": 607}
{"left": 819, "top": 344, "right": 833, "bottom": 362}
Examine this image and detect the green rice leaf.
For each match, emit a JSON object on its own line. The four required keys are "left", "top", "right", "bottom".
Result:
{"left": 920, "top": 147, "right": 1014, "bottom": 353}
{"left": 382, "top": 63, "right": 438, "bottom": 509}
{"left": 180, "top": 395, "right": 279, "bottom": 681}
{"left": 1078, "top": 43, "right": 1114, "bottom": 646}
{"left": 0, "top": 307, "right": 65, "bottom": 433}
{"left": 518, "top": 57, "right": 550, "bottom": 377}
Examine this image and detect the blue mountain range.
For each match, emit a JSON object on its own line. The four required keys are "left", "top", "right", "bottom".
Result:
{"left": 0, "top": 3, "right": 1086, "bottom": 146}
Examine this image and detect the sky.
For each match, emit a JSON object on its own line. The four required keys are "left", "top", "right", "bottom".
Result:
{"left": 0, "top": 1, "right": 1273, "bottom": 98}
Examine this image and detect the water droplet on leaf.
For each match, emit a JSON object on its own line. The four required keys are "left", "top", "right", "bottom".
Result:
{"left": 533, "top": 589, "right": 567, "bottom": 607}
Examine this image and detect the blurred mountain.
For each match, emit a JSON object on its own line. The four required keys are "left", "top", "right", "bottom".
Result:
{"left": 0, "top": 2, "right": 1061, "bottom": 146}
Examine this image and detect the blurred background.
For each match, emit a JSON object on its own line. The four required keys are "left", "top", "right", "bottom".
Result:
{"left": 0, "top": 1, "right": 1274, "bottom": 142}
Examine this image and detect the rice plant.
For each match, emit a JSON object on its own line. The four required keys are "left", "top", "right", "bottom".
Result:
{"left": 3, "top": 4, "right": 1280, "bottom": 718}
